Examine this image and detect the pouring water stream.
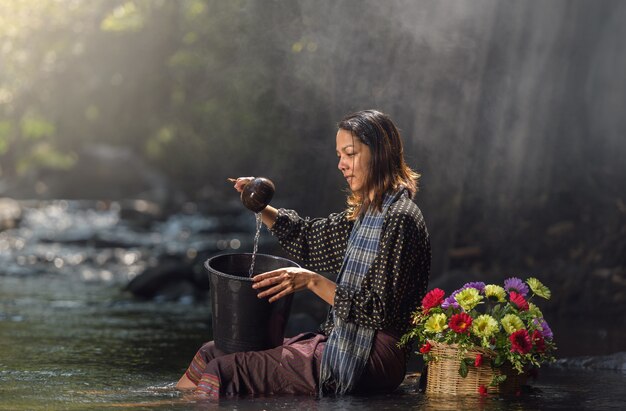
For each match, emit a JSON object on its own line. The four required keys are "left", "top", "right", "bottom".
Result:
{"left": 248, "top": 212, "right": 263, "bottom": 277}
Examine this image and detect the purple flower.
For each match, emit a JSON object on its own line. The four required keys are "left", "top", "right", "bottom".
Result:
{"left": 462, "top": 282, "right": 486, "bottom": 293}
{"left": 441, "top": 290, "right": 461, "bottom": 309}
{"left": 504, "top": 277, "right": 530, "bottom": 297}
{"left": 533, "top": 318, "right": 554, "bottom": 340}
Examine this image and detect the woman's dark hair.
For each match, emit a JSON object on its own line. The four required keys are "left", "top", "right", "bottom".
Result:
{"left": 338, "top": 109, "right": 420, "bottom": 219}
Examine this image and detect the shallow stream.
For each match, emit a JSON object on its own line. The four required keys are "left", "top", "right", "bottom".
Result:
{"left": 0, "top": 201, "right": 624, "bottom": 410}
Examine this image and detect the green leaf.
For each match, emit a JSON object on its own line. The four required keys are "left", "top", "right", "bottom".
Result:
{"left": 489, "top": 374, "right": 507, "bottom": 387}
{"left": 459, "top": 360, "right": 468, "bottom": 378}
{"left": 492, "top": 304, "right": 501, "bottom": 317}
{"left": 494, "top": 353, "right": 506, "bottom": 368}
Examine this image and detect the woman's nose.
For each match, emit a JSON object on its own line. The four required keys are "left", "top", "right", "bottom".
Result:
{"left": 338, "top": 157, "right": 348, "bottom": 171}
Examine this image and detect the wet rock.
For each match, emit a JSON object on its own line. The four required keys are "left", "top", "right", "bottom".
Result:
{"left": 153, "top": 280, "right": 203, "bottom": 303}
{"left": 0, "top": 198, "right": 22, "bottom": 231}
{"left": 553, "top": 352, "right": 626, "bottom": 372}
{"left": 125, "top": 258, "right": 209, "bottom": 300}
{"left": 118, "top": 199, "right": 164, "bottom": 229}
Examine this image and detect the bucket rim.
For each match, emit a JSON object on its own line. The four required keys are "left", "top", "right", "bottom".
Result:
{"left": 204, "top": 253, "right": 300, "bottom": 282}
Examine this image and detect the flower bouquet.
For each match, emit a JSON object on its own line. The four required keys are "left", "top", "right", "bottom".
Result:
{"left": 400, "top": 277, "right": 556, "bottom": 396}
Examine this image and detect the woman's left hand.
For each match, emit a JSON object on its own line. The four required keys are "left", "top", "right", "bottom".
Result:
{"left": 252, "top": 267, "right": 315, "bottom": 303}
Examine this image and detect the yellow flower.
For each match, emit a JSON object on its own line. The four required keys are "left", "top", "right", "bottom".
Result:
{"left": 472, "top": 314, "right": 499, "bottom": 338}
{"left": 501, "top": 314, "right": 525, "bottom": 334}
{"left": 424, "top": 313, "right": 448, "bottom": 333}
{"left": 527, "top": 277, "right": 551, "bottom": 299}
{"left": 455, "top": 288, "right": 483, "bottom": 311}
{"left": 484, "top": 285, "right": 506, "bottom": 302}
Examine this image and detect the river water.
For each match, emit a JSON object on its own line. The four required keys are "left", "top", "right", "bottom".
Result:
{"left": 0, "top": 201, "right": 625, "bottom": 410}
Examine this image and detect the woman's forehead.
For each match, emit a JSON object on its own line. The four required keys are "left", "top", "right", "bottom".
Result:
{"left": 336, "top": 129, "right": 359, "bottom": 149}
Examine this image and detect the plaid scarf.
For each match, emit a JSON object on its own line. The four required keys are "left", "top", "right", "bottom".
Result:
{"left": 319, "top": 188, "right": 405, "bottom": 395}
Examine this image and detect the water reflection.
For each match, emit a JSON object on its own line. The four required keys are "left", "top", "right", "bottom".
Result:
{"left": 2, "top": 272, "right": 625, "bottom": 410}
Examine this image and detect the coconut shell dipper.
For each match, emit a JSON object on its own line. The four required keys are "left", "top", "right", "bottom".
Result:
{"left": 229, "top": 177, "right": 275, "bottom": 212}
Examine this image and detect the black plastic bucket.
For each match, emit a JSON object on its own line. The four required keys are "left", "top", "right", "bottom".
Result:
{"left": 205, "top": 253, "right": 299, "bottom": 354}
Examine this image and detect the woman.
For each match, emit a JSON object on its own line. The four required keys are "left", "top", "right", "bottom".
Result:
{"left": 176, "top": 109, "right": 430, "bottom": 398}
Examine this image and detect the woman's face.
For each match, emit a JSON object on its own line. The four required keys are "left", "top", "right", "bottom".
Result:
{"left": 336, "top": 128, "right": 372, "bottom": 193}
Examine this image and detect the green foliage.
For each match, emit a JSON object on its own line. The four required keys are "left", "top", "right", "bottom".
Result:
{"left": 0, "top": 0, "right": 299, "bottom": 190}
{"left": 16, "top": 143, "right": 76, "bottom": 176}
{"left": 0, "top": 121, "right": 12, "bottom": 155}
{"left": 101, "top": 2, "right": 144, "bottom": 32}
{"left": 490, "top": 374, "right": 507, "bottom": 387}
{"left": 20, "top": 115, "right": 55, "bottom": 140}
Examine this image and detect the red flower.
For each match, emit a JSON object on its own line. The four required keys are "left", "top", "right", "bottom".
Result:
{"left": 531, "top": 330, "right": 546, "bottom": 353}
{"left": 419, "top": 342, "right": 432, "bottom": 354}
{"left": 422, "top": 288, "right": 445, "bottom": 312}
{"left": 478, "top": 385, "right": 488, "bottom": 396}
{"left": 510, "top": 329, "right": 532, "bottom": 354}
{"left": 448, "top": 313, "right": 473, "bottom": 334}
{"left": 509, "top": 291, "right": 529, "bottom": 311}
{"left": 474, "top": 353, "right": 483, "bottom": 367}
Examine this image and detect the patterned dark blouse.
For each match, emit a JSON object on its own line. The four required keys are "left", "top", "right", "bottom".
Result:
{"left": 269, "top": 194, "right": 431, "bottom": 336}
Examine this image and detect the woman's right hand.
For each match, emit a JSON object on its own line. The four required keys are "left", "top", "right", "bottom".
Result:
{"left": 229, "top": 177, "right": 255, "bottom": 193}
{"left": 229, "top": 176, "right": 279, "bottom": 229}
{"left": 252, "top": 267, "right": 337, "bottom": 305}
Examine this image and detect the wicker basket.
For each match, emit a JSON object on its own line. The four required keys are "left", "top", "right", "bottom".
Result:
{"left": 426, "top": 341, "right": 527, "bottom": 396}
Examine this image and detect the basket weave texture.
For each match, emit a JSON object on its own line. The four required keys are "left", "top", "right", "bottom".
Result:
{"left": 426, "top": 341, "right": 527, "bottom": 396}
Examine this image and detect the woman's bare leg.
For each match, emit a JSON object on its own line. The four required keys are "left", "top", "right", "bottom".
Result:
{"left": 176, "top": 341, "right": 222, "bottom": 390}
{"left": 176, "top": 373, "right": 197, "bottom": 389}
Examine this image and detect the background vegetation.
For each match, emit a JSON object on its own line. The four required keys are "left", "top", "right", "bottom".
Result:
{"left": 1, "top": 1, "right": 625, "bottom": 324}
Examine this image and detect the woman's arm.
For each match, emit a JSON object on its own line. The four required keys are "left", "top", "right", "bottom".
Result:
{"left": 252, "top": 267, "right": 337, "bottom": 305}
{"left": 270, "top": 209, "right": 351, "bottom": 274}
{"left": 259, "top": 205, "right": 278, "bottom": 229}
{"left": 232, "top": 177, "right": 350, "bottom": 273}
{"left": 233, "top": 177, "right": 278, "bottom": 229}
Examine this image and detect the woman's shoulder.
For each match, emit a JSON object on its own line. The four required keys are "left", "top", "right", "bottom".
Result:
{"left": 327, "top": 209, "right": 349, "bottom": 221}
{"left": 385, "top": 196, "right": 427, "bottom": 228}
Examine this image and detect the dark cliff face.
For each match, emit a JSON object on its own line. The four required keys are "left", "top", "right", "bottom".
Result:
{"left": 1, "top": 1, "right": 625, "bottom": 333}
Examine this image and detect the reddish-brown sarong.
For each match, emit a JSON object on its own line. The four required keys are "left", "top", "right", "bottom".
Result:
{"left": 184, "top": 330, "right": 405, "bottom": 399}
